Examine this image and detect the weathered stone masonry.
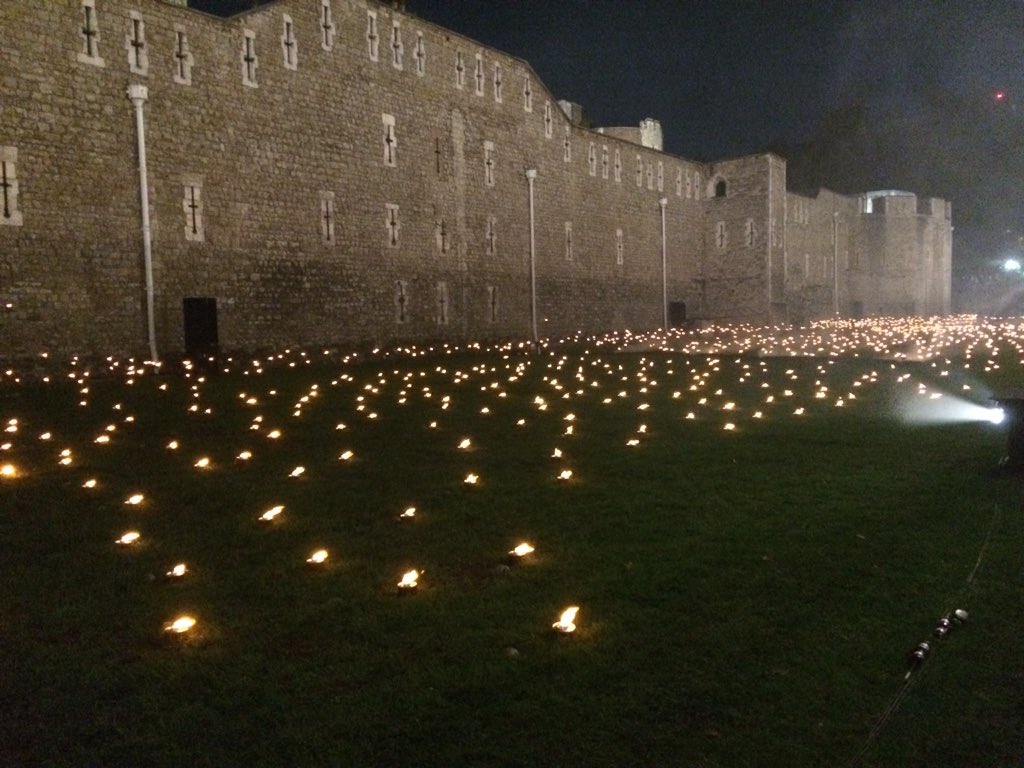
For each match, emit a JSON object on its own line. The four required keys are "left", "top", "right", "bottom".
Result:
{"left": 0, "top": 0, "right": 951, "bottom": 357}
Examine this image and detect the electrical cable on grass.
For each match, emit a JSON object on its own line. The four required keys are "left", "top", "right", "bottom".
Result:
{"left": 845, "top": 502, "right": 1003, "bottom": 767}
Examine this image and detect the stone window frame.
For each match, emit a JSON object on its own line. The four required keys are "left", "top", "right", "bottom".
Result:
{"left": 414, "top": 31, "right": 426, "bottom": 76}
{"left": 320, "top": 0, "right": 336, "bottom": 52}
{"left": 675, "top": 168, "right": 683, "bottom": 197}
{"left": 172, "top": 25, "right": 194, "bottom": 86}
{"left": 615, "top": 228, "right": 624, "bottom": 266}
{"left": 635, "top": 155, "right": 643, "bottom": 188}
{"left": 382, "top": 113, "right": 397, "bottom": 168}
{"left": 493, "top": 62, "right": 503, "bottom": 102}
{"left": 601, "top": 145, "right": 609, "bottom": 179}
{"left": 455, "top": 50, "right": 466, "bottom": 89}
{"left": 483, "top": 140, "right": 495, "bottom": 187}
{"left": 366, "top": 10, "right": 379, "bottom": 62}
{"left": 474, "top": 52, "right": 485, "bottom": 96}
{"left": 523, "top": 76, "right": 533, "bottom": 112}
{"left": 126, "top": 11, "right": 149, "bottom": 76}
{"left": 181, "top": 176, "right": 205, "bottom": 243}
{"left": 385, "top": 203, "right": 400, "bottom": 248}
{"left": 715, "top": 221, "right": 727, "bottom": 250}
{"left": 614, "top": 149, "right": 622, "bottom": 183}
{"left": 745, "top": 218, "right": 756, "bottom": 247}
{"left": 543, "top": 101, "right": 553, "bottom": 139}
{"left": 587, "top": 142, "right": 597, "bottom": 177}
{"left": 686, "top": 171, "right": 693, "bottom": 199}
{"left": 390, "top": 19, "right": 403, "bottom": 70}
{"left": 436, "top": 281, "right": 450, "bottom": 325}
{"left": 487, "top": 285, "right": 499, "bottom": 323}
{"left": 395, "top": 280, "right": 409, "bottom": 323}
{"left": 0, "top": 147, "right": 24, "bottom": 227}
{"left": 646, "top": 161, "right": 654, "bottom": 190}
{"left": 657, "top": 162, "right": 664, "bottom": 193}
{"left": 241, "top": 29, "right": 258, "bottom": 88}
{"left": 562, "top": 125, "right": 571, "bottom": 163}
{"left": 436, "top": 219, "right": 450, "bottom": 253}
{"left": 695, "top": 173, "right": 702, "bottom": 200}
{"left": 564, "top": 221, "right": 573, "bottom": 261}
{"left": 281, "top": 13, "right": 298, "bottom": 71}
{"left": 77, "top": 0, "right": 105, "bottom": 68}
{"left": 320, "top": 191, "right": 336, "bottom": 245}
{"left": 485, "top": 215, "right": 497, "bottom": 255}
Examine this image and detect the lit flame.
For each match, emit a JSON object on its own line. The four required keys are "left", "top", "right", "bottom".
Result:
{"left": 400, "top": 506, "right": 416, "bottom": 519}
{"left": 558, "top": 469, "right": 573, "bottom": 480}
{"left": 464, "top": 473, "right": 479, "bottom": 484}
{"left": 307, "top": 549, "right": 328, "bottom": 564}
{"left": 167, "top": 563, "right": 188, "bottom": 578}
{"left": 117, "top": 531, "right": 140, "bottom": 545}
{"left": 289, "top": 466, "right": 305, "bottom": 477}
{"left": 164, "top": 615, "right": 196, "bottom": 634}
{"left": 125, "top": 493, "right": 144, "bottom": 505}
{"left": 398, "top": 569, "right": 419, "bottom": 589}
{"left": 339, "top": 450, "right": 354, "bottom": 461}
{"left": 510, "top": 542, "right": 535, "bottom": 557}
{"left": 0, "top": 464, "right": 17, "bottom": 478}
{"left": 260, "top": 505, "right": 284, "bottom": 522}
{"left": 553, "top": 606, "right": 579, "bottom": 633}
{"left": 194, "top": 457, "right": 211, "bottom": 469}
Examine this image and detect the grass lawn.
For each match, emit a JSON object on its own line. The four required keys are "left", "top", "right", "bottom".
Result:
{"left": 1, "top": 318, "right": 1022, "bottom": 767}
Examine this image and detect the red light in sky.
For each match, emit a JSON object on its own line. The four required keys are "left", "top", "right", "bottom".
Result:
{"left": 995, "top": 91, "right": 1006, "bottom": 101}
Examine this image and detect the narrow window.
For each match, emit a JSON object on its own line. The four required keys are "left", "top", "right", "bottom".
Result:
{"left": 487, "top": 286, "right": 498, "bottom": 322}
{"left": 485, "top": 215, "right": 497, "bottom": 255}
{"left": 686, "top": 171, "right": 692, "bottom": 198}
{"left": 366, "top": 10, "right": 379, "bottom": 61}
{"left": 436, "top": 220, "right": 449, "bottom": 253}
{"left": 391, "top": 21, "right": 403, "bottom": 69}
{"left": 385, "top": 203, "right": 400, "bottom": 247}
{"left": 715, "top": 179, "right": 727, "bottom": 198}
{"left": 126, "top": 12, "right": 148, "bottom": 76}
{"left": 615, "top": 228, "right": 624, "bottom": 266}
{"left": 646, "top": 161, "right": 654, "bottom": 190}
{"left": 657, "top": 162, "right": 664, "bottom": 192}
{"left": 745, "top": 219, "right": 755, "bottom": 247}
{"left": 614, "top": 149, "right": 621, "bottom": 182}
{"left": 320, "top": 192, "right": 335, "bottom": 245}
{"left": 543, "top": 101, "right": 553, "bottom": 138}
{"left": 635, "top": 155, "right": 642, "bottom": 188}
{"left": 320, "top": 0, "right": 336, "bottom": 51}
{"left": 523, "top": 76, "right": 533, "bottom": 112}
{"left": 493, "top": 63, "right": 503, "bottom": 102}
{"left": 0, "top": 147, "right": 24, "bottom": 227}
{"left": 382, "top": 113, "right": 397, "bottom": 167}
{"left": 395, "top": 280, "right": 409, "bottom": 323}
{"left": 414, "top": 32, "right": 425, "bottom": 76}
{"left": 173, "top": 27, "right": 194, "bottom": 86}
{"left": 455, "top": 51, "right": 465, "bottom": 88}
{"left": 281, "top": 14, "right": 298, "bottom": 70}
{"left": 436, "top": 282, "right": 449, "bottom": 325}
{"left": 474, "top": 53, "right": 484, "bottom": 96}
{"left": 716, "top": 221, "right": 727, "bottom": 250}
{"left": 182, "top": 180, "right": 204, "bottom": 242}
{"left": 695, "top": 173, "right": 702, "bottom": 199}
{"left": 434, "top": 137, "right": 444, "bottom": 177}
{"left": 675, "top": 168, "right": 682, "bottom": 197}
{"left": 241, "top": 30, "right": 258, "bottom": 87}
{"left": 483, "top": 141, "right": 495, "bottom": 187}
{"left": 563, "top": 126, "right": 571, "bottom": 163}
{"left": 565, "top": 221, "right": 573, "bottom": 261}
{"left": 587, "top": 142, "right": 597, "bottom": 176}
{"left": 601, "top": 146, "right": 609, "bottom": 179}
{"left": 78, "top": 0, "right": 105, "bottom": 67}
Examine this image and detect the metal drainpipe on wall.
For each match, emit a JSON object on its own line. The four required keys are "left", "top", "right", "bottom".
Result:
{"left": 659, "top": 198, "right": 668, "bottom": 329}
{"left": 833, "top": 211, "right": 840, "bottom": 315}
{"left": 526, "top": 169, "right": 538, "bottom": 345}
{"left": 127, "top": 84, "right": 159, "bottom": 363}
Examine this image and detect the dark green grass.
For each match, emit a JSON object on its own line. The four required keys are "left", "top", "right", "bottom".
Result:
{"left": 0, "top": 347, "right": 1022, "bottom": 767}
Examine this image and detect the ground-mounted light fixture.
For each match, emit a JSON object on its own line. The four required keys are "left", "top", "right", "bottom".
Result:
{"left": 991, "top": 391, "right": 1024, "bottom": 470}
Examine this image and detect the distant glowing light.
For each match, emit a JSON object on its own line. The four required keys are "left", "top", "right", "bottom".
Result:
{"left": 558, "top": 469, "right": 573, "bottom": 480}
{"left": 164, "top": 615, "right": 196, "bottom": 634}
{"left": 553, "top": 606, "right": 579, "bottom": 633}
{"left": 1003, "top": 258, "right": 1021, "bottom": 272}
{"left": 167, "top": 563, "right": 188, "bottom": 578}
{"left": 125, "top": 493, "right": 144, "bottom": 505}
{"left": 398, "top": 569, "right": 420, "bottom": 589}
{"left": 400, "top": 506, "right": 416, "bottom": 518}
{"left": 1, "top": 463, "right": 17, "bottom": 478}
{"left": 307, "top": 549, "right": 328, "bottom": 564}
{"left": 260, "top": 505, "right": 284, "bottom": 522}
{"left": 510, "top": 542, "right": 535, "bottom": 557}
{"left": 289, "top": 466, "right": 305, "bottom": 477}
{"left": 464, "top": 473, "right": 479, "bottom": 484}
{"left": 117, "top": 531, "right": 141, "bottom": 545}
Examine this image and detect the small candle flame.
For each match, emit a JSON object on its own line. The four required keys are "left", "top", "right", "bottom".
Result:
{"left": 117, "top": 531, "right": 140, "bottom": 545}
{"left": 164, "top": 615, "right": 196, "bottom": 634}
{"left": 510, "top": 542, "right": 535, "bottom": 557}
{"left": 307, "top": 549, "right": 328, "bottom": 564}
{"left": 398, "top": 569, "right": 419, "bottom": 589}
{"left": 260, "top": 505, "right": 284, "bottom": 522}
{"left": 553, "top": 606, "right": 579, "bottom": 633}
{"left": 167, "top": 563, "right": 188, "bottom": 578}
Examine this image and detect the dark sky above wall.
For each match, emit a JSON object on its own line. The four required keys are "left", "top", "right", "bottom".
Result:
{"left": 192, "top": 0, "right": 1024, "bottom": 266}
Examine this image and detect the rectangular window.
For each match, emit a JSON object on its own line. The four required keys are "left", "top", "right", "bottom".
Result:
{"left": 615, "top": 228, "right": 624, "bottom": 266}
{"left": 320, "top": 0, "right": 336, "bottom": 51}
{"left": 182, "top": 180, "right": 204, "bottom": 242}
{"left": 173, "top": 27, "right": 194, "bottom": 85}
{"left": 436, "top": 219, "right": 449, "bottom": 253}
{"left": 487, "top": 286, "right": 498, "bottom": 322}
{"left": 395, "top": 280, "right": 409, "bottom": 323}
{"left": 686, "top": 171, "right": 692, "bottom": 198}
{"left": 436, "top": 282, "right": 449, "bottom": 325}
{"left": 601, "top": 146, "right": 609, "bottom": 179}
{"left": 523, "top": 76, "right": 533, "bottom": 112}
{"left": 474, "top": 53, "right": 484, "bottom": 96}
{"left": 565, "top": 221, "right": 573, "bottom": 261}
{"left": 78, "top": 0, "right": 105, "bottom": 67}
{"left": 0, "top": 147, "right": 23, "bottom": 227}
{"left": 646, "top": 161, "right": 654, "bottom": 190}
{"left": 635, "top": 155, "right": 643, "bottom": 188}
{"left": 241, "top": 30, "right": 258, "bottom": 87}
{"left": 414, "top": 32, "right": 426, "bottom": 75}
{"left": 281, "top": 14, "right": 298, "bottom": 70}
{"left": 745, "top": 219, "right": 755, "bottom": 247}
{"left": 563, "top": 126, "right": 571, "bottom": 163}
{"left": 455, "top": 51, "right": 465, "bottom": 88}
{"left": 126, "top": 12, "right": 148, "bottom": 76}
{"left": 320, "top": 192, "right": 335, "bottom": 245}
{"left": 675, "top": 168, "right": 683, "bottom": 197}
{"left": 493, "top": 63, "right": 503, "bottom": 102}
{"left": 366, "top": 10, "right": 379, "bottom": 61}
{"left": 716, "top": 221, "right": 727, "bottom": 250}
{"left": 483, "top": 141, "right": 495, "bottom": 187}
{"left": 588, "top": 143, "right": 597, "bottom": 176}
{"left": 385, "top": 203, "right": 400, "bottom": 247}
{"left": 485, "top": 215, "right": 497, "bottom": 255}
{"left": 657, "top": 162, "right": 664, "bottom": 192}
{"left": 543, "top": 101, "right": 553, "bottom": 138}
{"left": 614, "top": 149, "right": 621, "bottom": 183}
{"left": 382, "top": 113, "right": 397, "bottom": 167}
{"left": 391, "top": 21, "right": 403, "bottom": 69}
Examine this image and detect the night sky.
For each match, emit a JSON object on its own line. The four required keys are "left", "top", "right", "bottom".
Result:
{"left": 192, "top": 0, "right": 1024, "bottom": 272}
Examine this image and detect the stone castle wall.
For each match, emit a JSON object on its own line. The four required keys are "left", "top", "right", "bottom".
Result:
{"left": 0, "top": 0, "right": 951, "bottom": 357}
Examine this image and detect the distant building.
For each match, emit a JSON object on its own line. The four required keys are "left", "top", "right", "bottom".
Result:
{"left": 0, "top": 0, "right": 951, "bottom": 356}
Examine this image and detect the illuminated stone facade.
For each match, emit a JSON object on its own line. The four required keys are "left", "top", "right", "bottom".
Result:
{"left": 0, "top": 0, "right": 951, "bottom": 356}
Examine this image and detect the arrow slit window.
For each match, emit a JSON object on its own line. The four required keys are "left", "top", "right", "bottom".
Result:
{"left": 0, "top": 148, "right": 23, "bottom": 227}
